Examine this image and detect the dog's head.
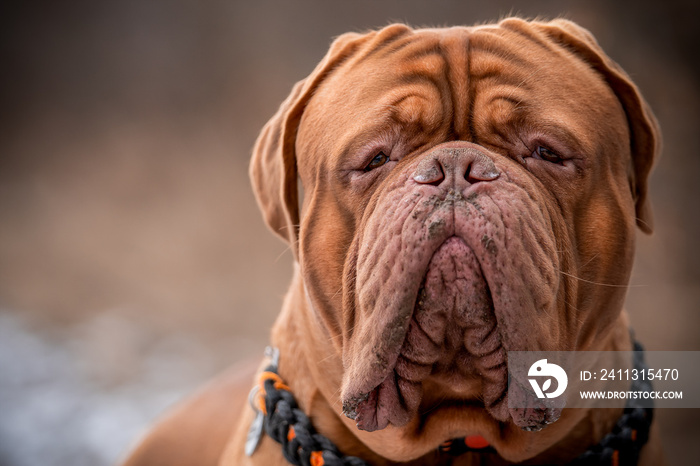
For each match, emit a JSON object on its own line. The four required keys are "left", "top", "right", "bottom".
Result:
{"left": 251, "top": 18, "right": 659, "bottom": 460}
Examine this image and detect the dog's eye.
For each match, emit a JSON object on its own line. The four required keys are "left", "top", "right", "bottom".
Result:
{"left": 365, "top": 151, "right": 389, "bottom": 171}
{"left": 532, "top": 146, "right": 562, "bottom": 164}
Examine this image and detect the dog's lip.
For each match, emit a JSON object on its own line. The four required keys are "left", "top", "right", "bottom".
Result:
{"left": 347, "top": 234, "right": 465, "bottom": 372}
{"left": 343, "top": 234, "right": 506, "bottom": 429}
{"left": 346, "top": 234, "right": 461, "bottom": 375}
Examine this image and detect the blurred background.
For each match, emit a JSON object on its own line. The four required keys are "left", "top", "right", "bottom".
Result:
{"left": 1, "top": 0, "right": 698, "bottom": 464}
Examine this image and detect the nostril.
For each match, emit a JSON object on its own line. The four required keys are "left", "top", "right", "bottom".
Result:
{"left": 465, "top": 168, "right": 500, "bottom": 183}
{"left": 466, "top": 159, "right": 500, "bottom": 183}
{"left": 413, "top": 158, "right": 444, "bottom": 185}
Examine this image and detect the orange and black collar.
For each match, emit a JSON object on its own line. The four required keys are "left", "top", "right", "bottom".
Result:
{"left": 245, "top": 345, "right": 653, "bottom": 466}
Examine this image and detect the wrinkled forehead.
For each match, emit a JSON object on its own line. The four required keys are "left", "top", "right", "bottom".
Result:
{"left": 296, "top": 23, "right": 623, "bottom": 172}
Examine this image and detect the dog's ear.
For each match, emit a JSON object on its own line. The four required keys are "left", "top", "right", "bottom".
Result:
{"left": 503, "top": 18, "right": 661, "bottom": 234}
{"left": 250, "top": 31, "right": 379, "bottom": 257}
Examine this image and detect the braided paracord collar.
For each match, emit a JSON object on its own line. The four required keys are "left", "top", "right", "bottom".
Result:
{"left": 245, "top": 342, "right": 654, "bottom": 466}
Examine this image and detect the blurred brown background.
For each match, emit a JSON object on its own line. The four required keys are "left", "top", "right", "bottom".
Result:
{"left": 1, "top": 1, "right": 698, "bottom": 465}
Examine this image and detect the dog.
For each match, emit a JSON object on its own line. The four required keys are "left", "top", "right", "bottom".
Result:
{"left": 122, "top": 17, "right": 665, "bottom": 465}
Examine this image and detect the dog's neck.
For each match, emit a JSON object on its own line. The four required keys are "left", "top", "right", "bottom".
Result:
{"left": 269, "top": 269, "right": 632, "bottom": 465}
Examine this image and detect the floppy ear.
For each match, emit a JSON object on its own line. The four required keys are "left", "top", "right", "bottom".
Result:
{"left": 249, "top": 31, "right": 372, "bottom": 258}
{"left": 503, "top": 18, "right": 661, "bottom": 234}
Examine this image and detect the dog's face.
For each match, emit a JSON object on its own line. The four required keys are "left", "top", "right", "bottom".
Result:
{"left": 251, "top": 18, "right": 659, "bottom": 461}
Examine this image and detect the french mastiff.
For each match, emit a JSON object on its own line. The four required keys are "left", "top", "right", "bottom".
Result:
{"left": 122, "top": 18, "right": 664, "bottom": 465}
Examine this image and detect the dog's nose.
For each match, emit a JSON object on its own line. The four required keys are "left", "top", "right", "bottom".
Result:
{"left": 412, "top": 144, "right": 500, "bottom": 186}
